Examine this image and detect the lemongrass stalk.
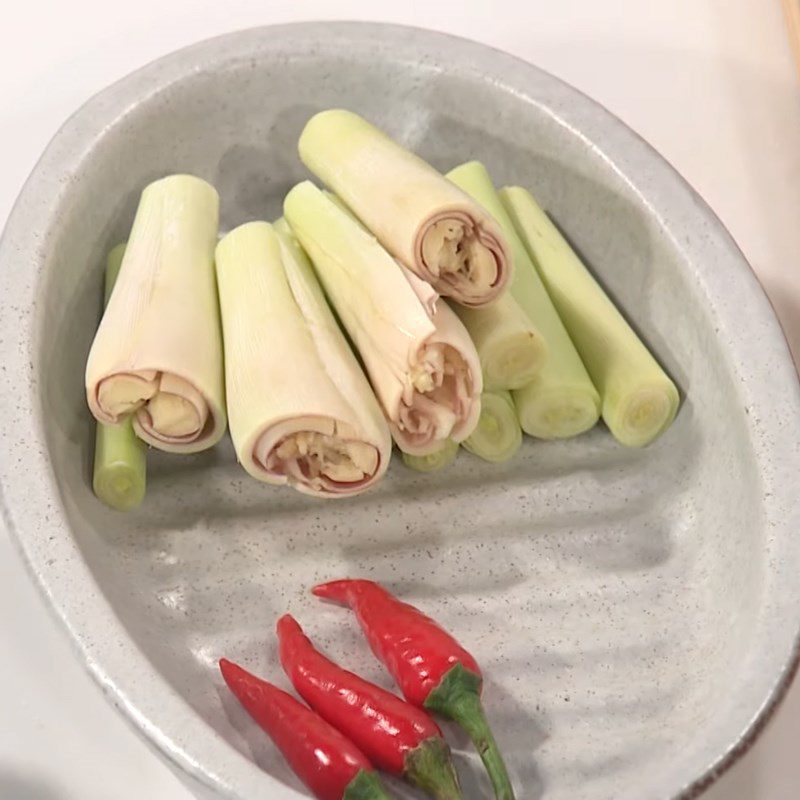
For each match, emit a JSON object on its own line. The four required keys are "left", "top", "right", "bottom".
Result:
{"left": 462, "top": 391, "right": 522, "bottom": 463}
{"left": 284, "top": 181, "right": 482, "bottom": 456}
{"left": 85, "top": 175, "right": 226, "bottom": 453}
{"left": 447, "top": 162, "right": 600, "bottom": 439}
{"left": 446, "top": 296, "right": 547, "bottom": 391}
{"left": 402, "top": 439, "right": 459, "bottom": 472}
{"left": 500, "top": 186, "right": 679, "bottom": 447}
{"left": 324, "top": 189, "right": 440, "bottom": 316}
{"left": 215, "top": 221, "right": 391, "bottom": 497}
{"left": 92, "top": 243, "right": 146, "bottom": 510}
{"left": 442, "top": 164, "right": 548, "bottom": 392}
{"left": 298, "top": 110, "right": 511, "bottom": 307}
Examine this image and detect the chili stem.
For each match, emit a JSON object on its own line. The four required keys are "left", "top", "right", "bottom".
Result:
{"left": 404, "top": 736, "right": 463, "bottom": 800}
{"left": 343, "top": 769, "right": 396, "bottom": 800}
{"left": 425, "top": 664, "right": 515, "bottom": 800}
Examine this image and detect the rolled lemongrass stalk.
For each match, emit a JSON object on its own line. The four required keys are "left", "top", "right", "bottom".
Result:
{"left": 402, "top": 439, "right": 459, "bottom": 473}
{"left": 500, "top": 186, "right": 679, "bottom": 447}
{"left": 462, "top": 391, "right": 523, "bottom": 463}
{"left": 85, "top": 175, "right": 226, "bottom": 453}
{"left": 448, "top": 162, "right": 601, "bottom": 439}
{"left": 323, "top": 189, "right": 440, "bottom": 317}
{"left": 215, "top": 220, "right": 391, "bottom": 497}
{"left": 284, "top": 181, "right": 482, "bottom": 456}
{"left": 92, "top": 243, "right": 146, "bottom": 511}
{"left": 442, "top": 165, "right": 547, "bottom": 392}
{"left": 298, "top": 109, "right": 512, "bottom": 307}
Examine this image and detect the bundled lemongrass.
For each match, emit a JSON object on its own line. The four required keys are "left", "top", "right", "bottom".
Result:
{"left": 463, "top": 391, "right": 522, "bottom": 463}
{"left": 215, "top": 220, "right": 391, "bottom": 497}
{"left": 448, "top": 162, "right": 601, "bottom": 439}
{"left": 402, "top": 439, "right": 459, "bottom": 472}
{"left": 92, "top": 243, "right": 146, "bottom": 510}
{"left": 284, "top": 181, "right": 482, "bottom": 456}
{"left": 500, "top": 186, "right": 679, "bottom": 447}
{"left": 298, "top": 109, "right": 512, "bottom": 307}
{"left": 85, "top": 175, "right": 226, "bottom": 453}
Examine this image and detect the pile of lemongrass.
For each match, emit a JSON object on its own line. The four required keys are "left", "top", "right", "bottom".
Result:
{"left": 85, "top": 109, "right": 680, "bottom": 507}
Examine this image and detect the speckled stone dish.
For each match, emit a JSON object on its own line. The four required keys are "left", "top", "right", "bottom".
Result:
{"left": 1, "top": 22, "right": 799, "bottom": 800}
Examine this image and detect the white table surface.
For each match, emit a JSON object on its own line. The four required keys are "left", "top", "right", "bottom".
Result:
{"left": 1, "top": 1, "right": 799, "bottom": 798}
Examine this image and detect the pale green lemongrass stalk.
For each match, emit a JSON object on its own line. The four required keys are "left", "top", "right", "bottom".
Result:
{"left": 323, "top": 189, "right": 440, "bottom": 316}
{"left": 444, "top": 163, "right": 548, "bottom": 392}
{"left": 85, "top": 175, "right": 226, "bottom": 453}
{"left": 92, "top": 243, "right": 146, "bottom": 511}
{"left": 500, "top": 185, "right": 679, "bottom": 447}
{"left": 284, "top": 181, "right": 482, "bottom": 456}
{"left": 214, "top": 220, "right": 391, "bottom": 498}
{"left": 298, "top": 109, "right": 511, "bottom": 307}
{"left": 447, "top": 162, "right": 601, "bottom": 439}
{"left": 402, "top": 439, "right": 459, "bottom": 472}
{"left": 446, "top": 296, "right": 548, "bottom": 392}
{"left": 462, "top": 391, "right": 522, "bottom": 463}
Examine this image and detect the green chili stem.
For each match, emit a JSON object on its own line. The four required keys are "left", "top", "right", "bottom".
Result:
{"left": 425, "top": 664, "right": 515, "bottom": 800}
{"left": 343, "top": 769, "right": 395, "bottom": 800}
{"left": 404, "top": 735, "right": 463, "bottom": 800}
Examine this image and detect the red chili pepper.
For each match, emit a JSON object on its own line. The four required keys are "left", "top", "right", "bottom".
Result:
{"left": 219, "top": 658, "right": 394, "bottom": 800}
{"left": 277, "top": 614, "right": 462, "bottom": 800}
{"left": 313, "top": 580, "right": 515, "bottom": 800}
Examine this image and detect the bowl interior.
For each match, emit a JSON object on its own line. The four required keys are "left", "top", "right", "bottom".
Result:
{"left": 26, "top": 25, "right": 787, "bottom": 800}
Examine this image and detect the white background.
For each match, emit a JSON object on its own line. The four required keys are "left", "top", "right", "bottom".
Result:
{"left": 1, "top": 1, "right": 799, "bottom": 798}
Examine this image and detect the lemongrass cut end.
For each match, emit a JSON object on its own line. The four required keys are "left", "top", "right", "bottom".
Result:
{"left": 605, "top": 380, "right": 680, "bottom": 448}
{"left": 462, "top": 391, "right": 522, "bottom": 463}
{"left": 514, "top": 384, "right": 601, "bottom": 440}
{"left": 482, "top": 328, "right": 548, "bottom": 391}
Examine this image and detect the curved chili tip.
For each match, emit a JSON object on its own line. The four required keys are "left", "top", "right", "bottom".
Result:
{"left": 312, "top": 578, "right": 371, "bottom": 604}
{"left": 277, "top": 613, "right": 303, "bottom": 636}
{"left": 218, "top": 657, "right": 394, "bottom": 800}
{"left": 219, "top": 657, "right": 247, "bottom": 689}
{"left": 276, "top": 614, "right": 312, "bottom": 671}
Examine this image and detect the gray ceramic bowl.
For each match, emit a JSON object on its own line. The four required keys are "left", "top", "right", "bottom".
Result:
{"left": 1, "top": 21, "right": 799, "bottom": 800}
